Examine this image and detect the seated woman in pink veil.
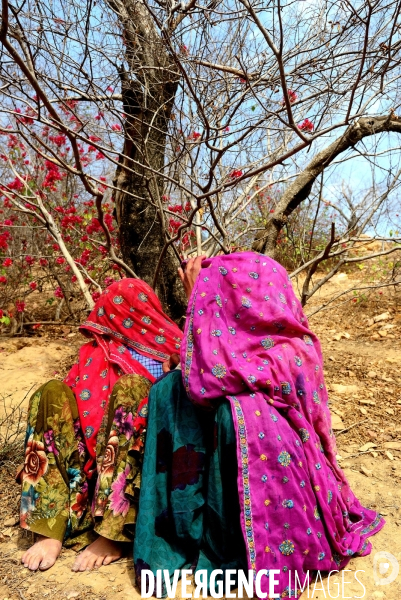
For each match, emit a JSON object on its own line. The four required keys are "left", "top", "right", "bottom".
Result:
{"left": 134, "top": 252, "right": 384, "bottom": 599}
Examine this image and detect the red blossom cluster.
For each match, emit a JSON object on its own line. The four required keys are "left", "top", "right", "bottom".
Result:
{"left": 0, "top": 103, "right": 129, "bottom": 326}
{"left": 0, "top": 231, "right": 11, "bottom": 250}
{"left": 168, "top": 219, "right": 182, "bottom": 233}
{"left": 15, "top": 107, "right": 37, "bottom": 125}
{"left": 48, "top": 134, "right": 67, "bottom": 147}
{"left": 280, "top": 89, "right": 298, "bottom": 106}
{"left": 15, "top": 300, "right": 26, "bottom": 312}
{"left": 43, "top": 160, "right": 65, "bottom": 189}
{"left": 298, "top": 118, "right": 314, "bottom": 132}
{"left": 187, "top": 131, "right": 201, "bottom": 141}
{"left": 229, "top": 169, "right": 243, "bottom": 178}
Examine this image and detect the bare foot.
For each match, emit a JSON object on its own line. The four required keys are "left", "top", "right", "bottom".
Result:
{"left": 71, "top": 535, "right": 128, "bottom": 571}
{"left": 21, "top": 535, "right": 62, "bottom": 571}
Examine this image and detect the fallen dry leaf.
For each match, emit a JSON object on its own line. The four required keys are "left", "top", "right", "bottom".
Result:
{"left": 331, "top": 413, "right": 345, "bottom": 430}
{"left": 383, "top": 441, "right": 401, "bottom": 450}
{"left": 358, "top": 442, "right": 377, "bottom": 452}
{"left": 331, "top": 384, "right": 359, "bottom": 395}
{"left": 373, "top": 312, "right": 391, "bottom": 323}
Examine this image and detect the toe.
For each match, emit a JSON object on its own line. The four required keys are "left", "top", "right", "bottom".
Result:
{"left": 95, "top": 555, "right": 105, "bottom": 568}
{"left": 77, "top": 552, "right": 91, "bottom": 571}
{"left": 102, "top": 555, "right": 114, "bottom": 566}
{"left": 85, "top": 554, "right": 98, "bottom": 571}
{"left": 29, "top": 554, "right": 41, "bottom": 571}
{"left": 71, "top": 554, "right": 83, "bottom": 572}
{"left": 39, "top": 557, "right": 56, "bottom": 571}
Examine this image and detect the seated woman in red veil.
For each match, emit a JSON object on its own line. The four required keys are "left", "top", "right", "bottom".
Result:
{"left": 18, "top": 278, "right": 182, "bottom": 572}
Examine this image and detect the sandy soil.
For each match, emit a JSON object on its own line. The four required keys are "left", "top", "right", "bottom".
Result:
{"left": 0, "top": 273, "right": 400, "bottom": 600}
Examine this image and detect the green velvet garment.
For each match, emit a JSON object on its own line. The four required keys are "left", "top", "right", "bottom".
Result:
{"left": 134, "top": 370, "right": 247, "bottom": 595}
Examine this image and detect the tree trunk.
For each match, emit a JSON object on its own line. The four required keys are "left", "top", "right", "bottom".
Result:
{"left": 108, "top": 0, "right": 187, "bottom": 321}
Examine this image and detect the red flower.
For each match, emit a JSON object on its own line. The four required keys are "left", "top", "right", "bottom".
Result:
{"left": 0, "top": 276, "right": 6, "bottom": 284}
{"left": 2, "top": 258, "right": 12, "bottom": 267}
{"left": 71, "top": 275, "right": 78, "bottom": 283}
{"left": 54, "top": 287, "right": 64, "bottom": 299}
{"left": 111, "top": 123, "right": 121, "bottom": 131}
{"left": 188, "top": 131, "right": 201, "bottom": 141}
{"left": 298, "top": 118, "right": 314, "bottom": 132}
{"left": 16, "top": 300, "right": 26, "bottom": 312}
{"left": 22, "top": 438, "right": 48, "bottom": 485}
{"left": 92, "top": 291, "right": 101, "bottom": 302}
{"left": 7, "top": 178, "right": 24, "bottom": 191}
{"left": 100, "top": 435, "right": 119, "bottom": 476}
{"left": 56, "top": 256, "right": 65, "bottom": 264}
{"left": 281, "top": 89, "right": 298, "bottom": 105}
{"left": 229, "top": 169, "right": 243, "bottom": 179}
{"left": 71, "top": 489, "right": 88, "bottom": 518}
{"left": 288, "top": 90, "right": 298, "bottom": 103}
{"left": 39, "top": 258, "right": 48, "bottom": 267}
{"left": 49, "top": 134, "right": 66, "bottom": 147}
{"left": 25, "top": 255, "right": 35, "bottom": 266}
{"left": 29, "top": 281, "right": 37, "bottom": 290}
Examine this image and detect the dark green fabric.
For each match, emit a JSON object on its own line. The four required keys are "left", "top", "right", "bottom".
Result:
{"left": 134, "top": 370, "right": 246, "bottom": 595}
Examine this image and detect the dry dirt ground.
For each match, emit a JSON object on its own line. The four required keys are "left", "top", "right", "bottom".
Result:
{"left": 0, "top": 272, "right": 400, "bottom": 600}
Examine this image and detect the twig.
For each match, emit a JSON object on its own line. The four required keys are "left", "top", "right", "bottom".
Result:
{"left": 336, "top": 418, "right": 368, "bottom": 435}
{"left": 18, "top": 321, "right": 80, "bottom": 326}
{"left": 301, "top": 222, "right": 336, "bottom": 306}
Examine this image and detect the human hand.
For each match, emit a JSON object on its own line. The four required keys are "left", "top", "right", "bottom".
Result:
{"left": 162, "top": 352, "right": 180, "bottom": 373}
{"left": 178, "top": 255, "right": 205, "bottom": 299}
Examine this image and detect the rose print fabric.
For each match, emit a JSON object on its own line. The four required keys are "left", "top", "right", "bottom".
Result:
{"left": 64, "top": 278, "right": 182, "bottom": 475}
{"left": 181, "top": 252, "right": 384, "bottom": 599}
{"left": 19, "top": 375, "right": 151, "bottom": 548}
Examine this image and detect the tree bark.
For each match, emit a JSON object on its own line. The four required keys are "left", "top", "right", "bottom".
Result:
{"left": 252, "top": 115, "right": 401, "bottom": 258}
{"left": 108, "top": 0, "right": 187, "bottom": 321}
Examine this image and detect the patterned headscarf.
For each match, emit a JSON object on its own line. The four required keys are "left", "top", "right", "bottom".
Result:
{"left": 181, "top": 252, "right": 383, "bottom": 598}
{"left": 65, "top": 278, "right": 182, "bottom": 475}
